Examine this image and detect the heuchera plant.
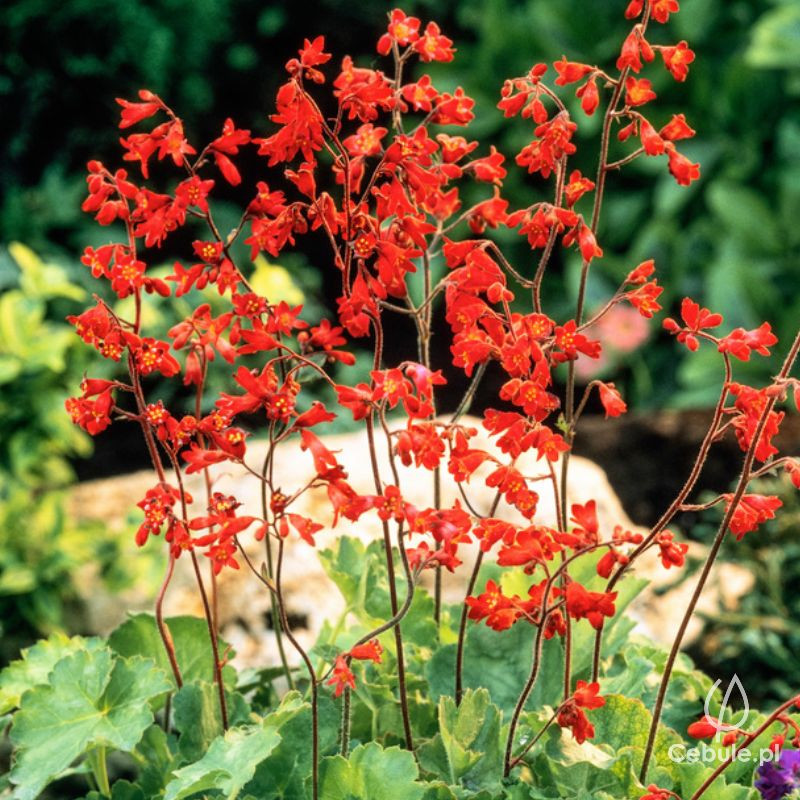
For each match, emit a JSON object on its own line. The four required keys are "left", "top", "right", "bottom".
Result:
{"left": 4, "top": 2, "right": 800, "bottom": 799}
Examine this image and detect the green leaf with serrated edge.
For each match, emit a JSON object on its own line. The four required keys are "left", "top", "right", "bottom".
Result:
{"left": 318, "top": 536, "right": 365, "bottom": 609}
{"left": 0, "top": 634, "right": 105, "bottom": 713}
{"left": 172, "top": 680, "right": 250, "bottom": 762}
{"left": 676, "top": 760, "right": 757, "bottom": 800}
{"left": 108, "top": 613, "right": 236, "bottom": 693}
{"left": 245, "top": 691, "right": 339, "bottom": 799}
{"left": 9, "top": 648, "right": 171, "bottom": 800}
{"left": 528, "top": 726, "right": 629, "bottom": 797}
{"left": 318, "top": 743, "right": 425, "bottom": 800}
{"left": 591, "top": 694, "right": 684, "bottom": 783}
{"left": 425, "top": 621, "right": 562, "bottom": 716}
{"left": 132, "top": 724, "right": 178, "bottom": 799}
{"left": 163, "top": 718, "right": 282, "bottom": 800}
{"left": 83, "top": 780, "right": 146, "bottom": 800}
{"left": 320, "top": 537, "right": 437, "bottom": 649}
{"left": 418, "top": 689, "right": 503, "bottom": 791}
{"left": 420, "top": 783, "right": 458, "bottom": 799}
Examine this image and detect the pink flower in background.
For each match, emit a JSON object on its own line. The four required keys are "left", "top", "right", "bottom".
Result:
{"left": 575, "top": 303, "right": 651, "bottom": 380}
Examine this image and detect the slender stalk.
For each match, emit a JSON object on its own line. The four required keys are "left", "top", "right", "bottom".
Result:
{"left": 189, "top": 551, "right": 229, "bottom": 731}
{"left": 638, "top": 329, "right": 800, "bottom": 782}
{"left": 366, "top": 415, "right": 414, "bottom": 751}
{"left": 340, "top": 687, "right": 351, "bottom": 758}
{"left": 504, "top": 618, "right": 548, "bottom": 776}
{"left": 275, "top": 537, "right": 319, "bottom": 800}
{"left": 155, "top": 554, "right": 183, "bottom": 688}
{"left": 260, "top": 446, "right": 294, "bottom": 689}
{"left": 87, "top": 745, "right": 110, "bottom": 798}
{"left": 454, "top": 549, "right": 483, "bottom": 706}
{"left": 454, "top": 490, "right": 502, "bottom": 705}
{"left": 690, "top": 694, "right": 800, "bottom": 800}
{"left": 590, "top": 353, "right": 732, "bottom": 681}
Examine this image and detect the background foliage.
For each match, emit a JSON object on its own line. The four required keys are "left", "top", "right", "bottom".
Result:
{"left": 1, "top": 0, "right": 799, "bottom": 722}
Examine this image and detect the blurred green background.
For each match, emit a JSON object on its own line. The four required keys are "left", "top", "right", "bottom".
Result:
{"left": 1, "top": 0, "right": 799, "bottom": 696}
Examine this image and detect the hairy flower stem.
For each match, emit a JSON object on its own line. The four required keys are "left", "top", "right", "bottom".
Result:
{"left": 639, "top": 328, "right": 800, "bottom": 782}
{"left": 366, "top": 414, "right": 414, "bottom": 752}
{"left": 340, "top": 687, "right": 351, "bottom": 758}
{"left": 260, "top": 446, "right": 294, "bottom": 690}
{"left": 127, "top": 353, "right": 184, "bottom": 690}
{"left": 367, "top": 317, "right": 414, "bottom": 751}
{"left": 163, "top": 445, "right": 229, "bottom": 730}
{"left": 590, "top": 355, "right": 733, "bottom": 682}
{"left": 690, "top": 694, "right": 800, "bottom": 800}
{"left": 155, "top": 555, "right": 183, "bottom": 689}
{"left": 189, "top": 551, "right": 229, "bottom": 731}
{"left": 275, "top": 537, "right": 319, "bottom": 800}
{"left": 504, "top": 618, "right": 548, "bottom": 776}
{"left": 455, "top": 489, "right": 502, "bottom": 706}
{"left": 454, "top": 549, "right": 483, "bottom": 707}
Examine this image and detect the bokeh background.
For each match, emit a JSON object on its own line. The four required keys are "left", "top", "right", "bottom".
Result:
{"left": 1, "top": 0, "right": 799, "bottom": 701}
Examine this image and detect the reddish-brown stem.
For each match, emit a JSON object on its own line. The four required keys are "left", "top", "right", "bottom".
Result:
{"left": 690, "top": 694, "right": 800, "bottom": 800}
{"left": 365, "top": 413, "right": 414, "bottom": 752}
{"left": 275, "top": 536, "right": 319, "bottom": 800}
{"left": 591, "top": 352, "right": 733, "bottom": 681}
{"left": 639, "top": 328, "right": 800, "bottom": 782}
{"left": 155, "top": 554, "right": 183, "bottom": 688}
{"left": 164, "top": 447, "right": 229, "bottom": 730}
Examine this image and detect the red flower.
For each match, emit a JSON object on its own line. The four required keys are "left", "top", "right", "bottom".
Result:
{"left": 573, "top": 680, "right": 605, "bottom": 710}
{"left": 652, "top": 0, "right": 680, "bottom": 25}
{"left": 665, "top": 145, "right": 700, "bottom": 186}
{"left": 327, "top": 655, "right": 356, "bottom": 698}
{"left": 663, "top": 297, "right": 722, "bottom": 351}
{"left": 597, "top": 382, "right": 627, "bottom": 418}
{"left": 576, "top": 76, "right": 599, "bottom": 115}
{"left": 413, "top": 21, "right": 454, "bottom": 63}
{"left": 661, "top": 40, "right": 695, "bottom": 82}
{"left": 557, "top": 703, "right": 595, "bottom": 744}
{"left": 688, "top": 716, "right": 719, "bottom": 739}
{"left": 625, "top": 77, "right": 656, "bottom": 107}
{"left": 655, "top": 530, "right": 689, "bottom": 569}
{"left": 564, "top": 170, "right": 595, "bottom": 207}
{"left": 553, "top": 57, "right": 592, "bottom": 86}
{"left": 565, "top": 583, "right": 617, "bottom": 629}
{"left": 465, "top": 579, "right": 519, "bottom": 631}
{"left": 377, "top": 9, "right": 420, "bottom": 55}
{"left": 717, "top": 322, "right": 778, "bottom": 362}
{"left": 725, "top": 493, "right": 782, "bottom": 540}
{"left": 349, "top": 639, "right": 383, "bottom": 663}
{"left": 642, "top": 786, "right": 680, "bottom": 800}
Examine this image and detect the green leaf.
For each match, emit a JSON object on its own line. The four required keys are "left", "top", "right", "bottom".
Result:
{"left": 172, "top": 680, "right": 251, "bottom": 762}
{"left": 746, "top": 5, "right": 800, "bottom": 69}
{"left": 132, "top": 724, "right": 178, "bottom": 799}
{"left": 8, "top": 242, "right": 86, "bottom": 302}
{"left": 418, "top": 689, "right": 503, "bottom": 791}
{"left": 9, "top": 648, "right": 171, "bottom": 800}
{"left": 84, "top": 780, "right": 146, "bottom": 800}
{"left": 426, "top": 620, "right": 563, "bottom": 715}
{"left": 319, "top": 743, "right": 425, "bottom": 800}
{"left": 318, "top": 536, "right": 365, "bottom": 609}
{"left": 108, "top": 613, "right": 236, "bottom": 691}
{"left": 163, "top": 718, "right": 282, "bottom": 800}
{"left": 318, "top": 537, "right": 437, "bottom": 648}
{"left": 0, "top": 633, "right": 105, "bottom": 714}
{"left": 245, "top": 691, "right": 339, "bottom": 799}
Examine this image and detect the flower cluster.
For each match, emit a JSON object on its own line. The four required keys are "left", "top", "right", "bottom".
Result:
{"left": 65, "top": 2, "right": 799, "bottom": 797}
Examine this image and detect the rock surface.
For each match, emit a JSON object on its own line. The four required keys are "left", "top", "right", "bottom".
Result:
{"left": 69, "top": 415, "right": 753, "bottom": 669}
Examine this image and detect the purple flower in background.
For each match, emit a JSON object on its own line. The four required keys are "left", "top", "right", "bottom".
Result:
{"left": 756, "top": 750, "right": 800, "bottom": 800}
